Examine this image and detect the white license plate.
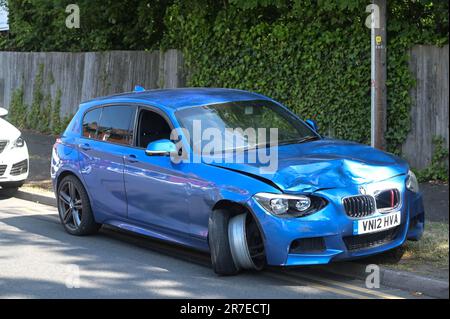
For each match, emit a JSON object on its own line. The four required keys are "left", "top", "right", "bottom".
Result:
{"left": 353, "top": 211, "right": 401, "bottom": 235}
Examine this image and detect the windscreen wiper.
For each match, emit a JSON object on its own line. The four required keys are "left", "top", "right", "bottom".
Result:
{"left": 297, "top": 135, "right": 320, "bottom": 143}
{"left": 278, "top": 136, "right": 320, "bottom": 146}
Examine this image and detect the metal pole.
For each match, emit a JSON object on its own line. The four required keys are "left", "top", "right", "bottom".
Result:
{"left": 370, "top": 14, "right": 376, "bottom": 147}
{"left": 371, "top": 0, "right": 387, "bottom": 150}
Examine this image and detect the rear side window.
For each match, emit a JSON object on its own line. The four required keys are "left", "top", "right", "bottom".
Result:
{"left": 97, "top": 105, "right": 137, "bottom": 146}
{"left": 82, "top": 108, "right": 102, "bottom": 139}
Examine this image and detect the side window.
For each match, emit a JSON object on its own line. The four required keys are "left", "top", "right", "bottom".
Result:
{"left": 137, "top": 109, "right": 172, "bottom": 148}
{"left": 82, "top": 108, "right": 102, "bottom": 139}
{"left": 97, "top": 105, "right": 137, "bottom": 146}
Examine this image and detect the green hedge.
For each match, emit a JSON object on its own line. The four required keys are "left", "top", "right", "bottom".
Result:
{"left": 7, "top": 64, "right": 70, "bottom": 135}
{"left": 161, "top": 0, "right": 448, "bottom": 153}
{"left": 1, "top": 0, "right": 448, "bottom": 156}
{"left": 0, "top": 0, "right": 171, "bottom": 51}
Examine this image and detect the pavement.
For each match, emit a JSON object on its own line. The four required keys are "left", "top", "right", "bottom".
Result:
{"left": 0, "top": 195, "right": 435, "bottom": 299}
{"left": 421, "top": 182, "right": 449, "bottom": 223}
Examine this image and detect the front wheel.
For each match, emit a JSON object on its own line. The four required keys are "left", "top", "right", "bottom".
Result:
{"left": 57, "top": 175, "right": 101, "bottom": 236}
{"left": 208, "top": 209, "right": 240, "bottom": 275}
{"left": 228, "top": 213, "right": 266, "bottom": 271}
{"left": 208, "top": 209, "right": 265, "bottom": 275}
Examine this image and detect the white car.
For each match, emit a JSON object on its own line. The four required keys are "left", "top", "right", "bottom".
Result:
{"left": 0, "top": 107, "right": 29, "bottom": 190}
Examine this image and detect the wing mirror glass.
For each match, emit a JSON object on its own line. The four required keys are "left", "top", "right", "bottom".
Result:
{"left": 305, "top": 119, "right": 318, "bottom": 132}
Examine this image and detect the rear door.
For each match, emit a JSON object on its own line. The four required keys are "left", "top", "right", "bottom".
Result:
{"left": 78, "top": 105, "right": 137, "bottom": 219}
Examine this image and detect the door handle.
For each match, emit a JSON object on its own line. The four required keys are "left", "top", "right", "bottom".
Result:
{"left": 79, "top": 143, "right": 91, "bottom": 151}
{"left": 126, "top": 154, "right": 139, "bottom": 163}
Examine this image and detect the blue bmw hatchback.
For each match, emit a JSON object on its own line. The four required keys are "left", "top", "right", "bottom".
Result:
{"left": 51, "top": 88, "right": 424, "bottom": 275}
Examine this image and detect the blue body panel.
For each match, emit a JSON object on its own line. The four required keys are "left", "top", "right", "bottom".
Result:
{"left": 78, "top": 138, "right": 129, "bottom": 219}
{"left": 51, "top": 88, "right": 425, "bottom": 266}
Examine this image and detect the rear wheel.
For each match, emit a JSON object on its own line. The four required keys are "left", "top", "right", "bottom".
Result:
{"left": 57, "top": 175, "right": 101, "bottom": 236}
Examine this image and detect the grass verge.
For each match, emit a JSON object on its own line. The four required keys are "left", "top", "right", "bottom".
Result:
{"left": 381, "top": 222, "right": 449, "bottom": 280}
{"left": 22, "top": 181, "right": 53, "bottom": 192}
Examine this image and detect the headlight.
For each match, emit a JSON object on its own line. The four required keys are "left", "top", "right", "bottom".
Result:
{"left": 406, "top": 170, "right": 419, "bottom": 193}
{"left": 254, "top": 192, "right": 327, "bottom": 217}
{"left": 13, "top": 137, "right": 25, "bottom": 148}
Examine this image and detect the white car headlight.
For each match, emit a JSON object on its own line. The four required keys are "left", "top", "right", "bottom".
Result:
{"left": 254, "top": 192, "right": 326, "bottom": 217}
{"left": 13, "top": 136, "right": 25, "bottom": 148}
{"left": 406, "top": 170, "right": 419, "bottom": 193}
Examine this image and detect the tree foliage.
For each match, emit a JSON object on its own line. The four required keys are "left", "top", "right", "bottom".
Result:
{"left": 1, "top": 0, "right": 173, "bottom": 51}
{"left": 1, "top": 0, "right": 448, "bottom": 153}
{"left": 161, "top": 0, "right": 448, "bottom": 152}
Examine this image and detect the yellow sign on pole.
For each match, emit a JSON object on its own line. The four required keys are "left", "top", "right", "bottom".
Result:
{"left": 376, "top": 35, "right": 382, "bottom": 45}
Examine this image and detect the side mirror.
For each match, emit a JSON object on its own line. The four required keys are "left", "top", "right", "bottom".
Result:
{"left": 145, "top": 139, "right": 177, "bottom": 157}
{"left": 0, "top": 107, "right": 8, "bottom": 117}
{"left": 305, "top": 119, "right": 318, "bottom": 132}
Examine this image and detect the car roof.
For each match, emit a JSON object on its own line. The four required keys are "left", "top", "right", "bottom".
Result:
{"left": 81, "top": 88, "right": 270, "bottom": 111}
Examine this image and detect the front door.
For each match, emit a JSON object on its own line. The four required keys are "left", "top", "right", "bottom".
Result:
{"left": 124, "top": 108, "right": 190, "bottom": 238}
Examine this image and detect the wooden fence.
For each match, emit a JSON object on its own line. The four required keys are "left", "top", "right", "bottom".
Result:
{"left": 402, "top": 45, "right": 449, "bottom": 169}
{"left": 0, "top": 50, "right": 185, "bottom": 117}
{"left": 0, "top": 46, "right": 448, "bottom": 169}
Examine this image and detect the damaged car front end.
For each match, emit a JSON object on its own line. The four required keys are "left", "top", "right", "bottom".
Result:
{"left": 52, "top": 89, "right": 424, "bottom": 275}
{"left": 210, "top": 139, "right": 425, "bottom": 267}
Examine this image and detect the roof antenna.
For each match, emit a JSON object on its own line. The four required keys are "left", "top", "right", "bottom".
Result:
{"left": 134, "top": 85, "right": 145, "bottom": 92}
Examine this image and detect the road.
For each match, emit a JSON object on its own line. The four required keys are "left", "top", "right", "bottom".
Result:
{"left": 0, "top": 195, "right": 430, "bottom": 299}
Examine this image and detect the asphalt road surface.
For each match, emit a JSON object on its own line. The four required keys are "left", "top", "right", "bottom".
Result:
{"left": 0, "top": 195, "right": 431, "bottom": 299}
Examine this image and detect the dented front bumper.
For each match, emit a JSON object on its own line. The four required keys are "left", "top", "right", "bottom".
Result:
{"left": 248, "top": 175, "right": 425, "bottom": 267}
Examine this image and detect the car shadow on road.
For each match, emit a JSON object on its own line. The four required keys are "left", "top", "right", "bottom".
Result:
{"left": 0, "top": 189, "right": 19, "bottom": 200}
{"left": 0, "top": 211, "right": 331, "bottom": 299}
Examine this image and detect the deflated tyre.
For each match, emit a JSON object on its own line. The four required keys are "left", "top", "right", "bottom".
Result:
{"left": 208, "top": 209, "right": 240, "bottom": 275}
